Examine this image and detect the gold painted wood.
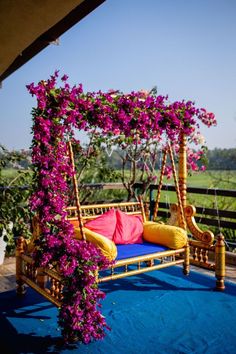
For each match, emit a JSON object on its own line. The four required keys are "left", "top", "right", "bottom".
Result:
{"left": 185, "top": 205, "right": 214, "bottom": 244}
{"left": 21, "top": 275, "right": 61, "bottom": 307}
{"left": 153, "top": 146, "right": 168, "bottom": 220}
{"left": 15, "top": 131, "right": 226, "bottom": 323}
{"left": 178, "top": 133, "right": 187, "bottom": 209}
{"left": 16, "top": 241, "right": 188, "bottom": 307}
{"left": 168, "top": 143, "right": 186, "bottom": 229}
{"left": 66, "top": 201, "right": 145, "bottom": 222}
{"left": 67, "top": 141, "right": 85, "bottom": 240}
{"left": 176, "top": 134, "right": 225, "bottom": 289}
{"left": 190, "top": 259, "right": 215, "bottom": 270}
{"left": 183, "top": 242, "right": 190, "bottom": 275}
{"left": 44, "top": 268, "right": 63, "bottom": 282}
{"left": 16, "top": 236, "right": 27, "bottom": 295}
{"left": 215, "top": 233, "right": 226, "bottom": 291}
{"left": 98, "top": 259, "right": 185, "bottom": 283}
{"left": 113, "top": 248, "right": 186, "bottom": 268}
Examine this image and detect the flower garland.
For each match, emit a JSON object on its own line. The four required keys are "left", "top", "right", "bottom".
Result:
{"left": 27, "top": 71, "right": 216, "bottom": 342}
{"left": 28, "top": 73, "right": 111, "bottom": 343}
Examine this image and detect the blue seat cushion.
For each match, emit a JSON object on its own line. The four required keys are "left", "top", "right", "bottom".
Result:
{"left": 116, "top": 242, "right": 168, "bottom": 260}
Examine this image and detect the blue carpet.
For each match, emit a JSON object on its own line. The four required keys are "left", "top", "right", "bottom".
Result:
{"left": 1, "top": 267, "right": 236, "bottom": 354}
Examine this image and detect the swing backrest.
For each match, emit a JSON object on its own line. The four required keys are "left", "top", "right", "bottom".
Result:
{"left": 66, "top": 201, "right": 146, "bottom": 224}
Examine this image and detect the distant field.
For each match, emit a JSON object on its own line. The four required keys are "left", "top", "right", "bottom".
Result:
{"left": 2, "top": 168, "right": 32, "bottom": 179}
{"left": 2, "top": 168, "right": 20, "bottom": 178}
{"left": 156, "top": 170, "right": 236, "bottom": 211}
{"left": 2, "top": 168, "right": 236, "bottom": 188}
{"left": 158, "top": 170, "right": 236, "bottom": 189}
{"left": 2, "top": 168, "right": 236, "bottom": 208}
{"left": 186, "top": 170, "right": 236, "bottom": 189}
{"left": 2, "top": 168, "right": 235, "bottom": 239}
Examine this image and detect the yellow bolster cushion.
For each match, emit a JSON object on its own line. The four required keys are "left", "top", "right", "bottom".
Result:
{"left": 143, "top": 222, "right": 188, "bottom": 249}
{"left": 74, "top": 227, "right": 117, "bottom": 261}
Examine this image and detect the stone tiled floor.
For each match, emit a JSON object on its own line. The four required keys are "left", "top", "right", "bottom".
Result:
{"left": 0, "top": 256, "right": 236, "bottom": 293}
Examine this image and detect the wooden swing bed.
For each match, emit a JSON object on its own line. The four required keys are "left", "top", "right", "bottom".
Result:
{"left": 16, "top": 134, "right": 226, "bottom": 310}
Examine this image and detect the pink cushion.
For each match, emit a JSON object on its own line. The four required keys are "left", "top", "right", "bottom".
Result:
{"left": 113, "top": 210, "right": 143, "bottom": 244}
{"left": 84, "top": 209, "right": 116, "bottom": 240}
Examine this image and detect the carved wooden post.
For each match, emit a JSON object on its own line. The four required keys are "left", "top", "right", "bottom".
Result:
{"left": 37, "top": 268, "right": 47, "bottom": 289}
{"left": 178, "top": 133, "right": 187, "bottom": 229}
{"left": 16, "top": 236, "right": 26, "bottom": 295}
{"left": 215, "top": 233, "right": 225, "bottom": 291}
{"left": 183, "top": 242, "right": 190, "bottom": 275}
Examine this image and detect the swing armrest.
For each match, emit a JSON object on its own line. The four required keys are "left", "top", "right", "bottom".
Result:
{"left": 74, "top": 227, "right": 117, "bottom": 261}
{"left": 185, "top": 204, "right": 214, "bottom": 244}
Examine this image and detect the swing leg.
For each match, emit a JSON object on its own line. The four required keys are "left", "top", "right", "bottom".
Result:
{"left": 215, "top": 233, "right": 225, "bottom": 291}
{"left": 183, "top": 242, "right": 190, "bottom": 276}
{"left": 16, "top": 236, "right": 26, "bottom": 295}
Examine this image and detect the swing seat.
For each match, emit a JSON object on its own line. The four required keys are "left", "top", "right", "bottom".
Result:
{"left": 67, "top": 200, "right": 190, "bottom": 283}
{"left": 74, "top": 221, "right": 188, "bottom": 261}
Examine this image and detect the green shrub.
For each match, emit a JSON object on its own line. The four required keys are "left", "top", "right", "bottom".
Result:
{"left": 0, "top": 145, "right": 32, "bottom": 255}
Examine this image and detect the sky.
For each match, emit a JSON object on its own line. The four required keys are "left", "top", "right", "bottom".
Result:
{"left": 0, "top": 0, "right": 236, "bottom": 151}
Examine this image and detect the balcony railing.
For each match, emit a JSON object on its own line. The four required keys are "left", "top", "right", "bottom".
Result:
{"left": 77, "top": 182, "right": 236, "bottom": 251}
{"left": 2, "top": 182, "right": 236, "bottom": 248}
{"left": 73, "top": 182, "right": 236, "bottom": 230}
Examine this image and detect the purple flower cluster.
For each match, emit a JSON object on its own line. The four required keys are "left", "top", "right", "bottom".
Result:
{"left": 27, "top": 71, "right": 216, "bottom": 342}
{"left": 28, "top": 72, "right": 112, "bottom": 343}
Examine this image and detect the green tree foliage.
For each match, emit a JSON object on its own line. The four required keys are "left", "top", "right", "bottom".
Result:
{"left": 207, "top": 148, "right": 236, "bottom": 170}
{"left": 0, "top": 145, "right": 32, "bottom": 254}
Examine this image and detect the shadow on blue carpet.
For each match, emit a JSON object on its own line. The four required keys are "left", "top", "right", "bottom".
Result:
{"left": 1, "top": 266, "right": 236, "bottom": 354}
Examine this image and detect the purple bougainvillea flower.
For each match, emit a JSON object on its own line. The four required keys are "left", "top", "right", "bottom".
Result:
{"left": 27, "top": 72, "right": 216, "bottom": 343}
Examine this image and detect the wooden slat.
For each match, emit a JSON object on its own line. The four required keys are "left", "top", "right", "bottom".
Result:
{"left": 113, "top": 248, "right": 185, "bottom": 268}
{"left": 195, "top": 207, "right": 236, "bottom": 219}
{"left": 21, "top": 275, "right": 61, "bottom": 307}
{"left": 141, "top": 183, "right": 236, "bottom": 198}
{"left": 194, "top": 217, "right": 236, "bottom": 229}
{"left": 98, "top": 259, "right": 184, "bottom": 283}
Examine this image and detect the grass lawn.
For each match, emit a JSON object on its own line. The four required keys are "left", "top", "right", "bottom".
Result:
{"left": 150, "top": 170, "right": 236, "bottom": 211}
{"left": 1, "top": 168, "right": 21, "bottom": 178}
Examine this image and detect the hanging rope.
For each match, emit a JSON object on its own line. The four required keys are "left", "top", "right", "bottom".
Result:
{"left": 153, "top": 142, "right": 186, "bottom": 229}
{"left": 168, "top": 143, "right": 186, "bottom": 229}
{"left": 67, "top": 141, "right": 86, "bottom": 240}
{"left": 153, "top": 146, "right": 168, "bottom": 220}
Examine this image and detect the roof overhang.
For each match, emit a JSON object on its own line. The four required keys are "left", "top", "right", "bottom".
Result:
{"left": 0, "top": 0, "right": 105, "bottom": 83}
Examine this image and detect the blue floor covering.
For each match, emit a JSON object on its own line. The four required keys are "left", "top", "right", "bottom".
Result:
{"left": 1, "top": 266, "right": 236, "bottom": 354}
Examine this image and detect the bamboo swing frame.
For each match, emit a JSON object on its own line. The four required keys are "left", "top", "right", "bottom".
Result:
{"left": 16, "top": 133, "right": 226, "bottom": 311}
